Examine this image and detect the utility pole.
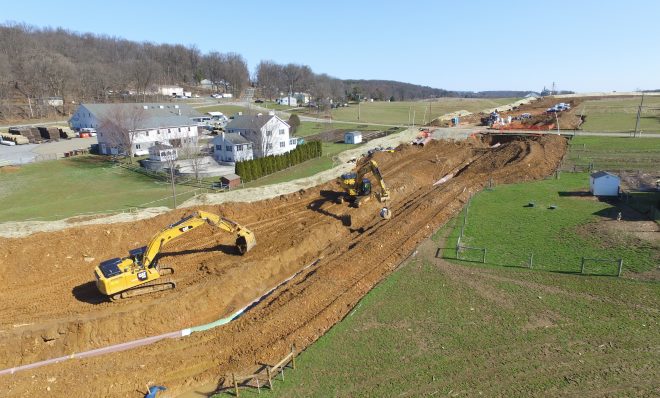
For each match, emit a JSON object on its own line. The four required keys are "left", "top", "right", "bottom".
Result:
{"left": 357, "top": 94, "right": 361, "bottom": 121}
{"left": 634, "top": 92, "right": 645, "bottom": 138}
{"left": 169, "top": 163, "right": 177, "bottom": 209}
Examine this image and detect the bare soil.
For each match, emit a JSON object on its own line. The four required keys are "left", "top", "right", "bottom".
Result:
{"left": 0, "top": 135, "right": 567, "bottom": 397}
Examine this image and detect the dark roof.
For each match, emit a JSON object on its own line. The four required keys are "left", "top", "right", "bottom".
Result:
{"left": 77, "top": 103, "right": 203, "bottom": 130}
{"left": 221, "top": 173, "right": 241, "bottom": 181}
{"left": 226, "top": 114, "right": 288, "bottom": 131}
{"left": 223, "top": 133, "right": 251, "bottom": 145}
{"left": 591, "top": 171, "right": 619, "bottom": 179}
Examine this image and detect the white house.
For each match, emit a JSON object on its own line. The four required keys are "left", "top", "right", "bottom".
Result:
{"left": 213, "top": 132, "right": 254, "bottom": 164}
{"left": 294, "top": 92, "right": 311, "bottom": 104}
{"left": 590, "top": 171, "right": 620, "bottom": 196}
{"left": 276, "top": 96, "right": 298, "bottom": 107}
{"left": 200, "top": 79, "right": 214, "bottom": 89}
{"left": 225, "top": 112, "right": 297, "bottom": 158}
{"left": 344, "top": 131, "right": 362, "bottom": 144}
{"left": 69, "top": 103, "right": 203, "bottom": 156}
{"left": 42, "top": 97, "right": 64, "bottom": 107}
{"left": 154, "top": 85, "right": 184, "bottom": 97}
{"left": 148, "top": 143, "right": 178, "bottom": 162}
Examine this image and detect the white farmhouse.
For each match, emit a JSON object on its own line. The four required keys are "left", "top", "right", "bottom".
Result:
{"left": 212, "top": 132, "right": 254, "bottom": 164}
{"left": 225, "top": 112, "right": 297, "bottom": 158}
{"left": 69, "top": 103, "right": 203, "bottom": 156}
{"left": 148, "top": 143, "right": 178, "bottom": 162}
{"left": 590, "top": 171, "right": 620, "bottom": 196}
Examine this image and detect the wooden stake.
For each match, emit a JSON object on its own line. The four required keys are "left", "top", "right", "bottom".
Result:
{"left": 233, "top": 373, "right": 239, "bottom": 397}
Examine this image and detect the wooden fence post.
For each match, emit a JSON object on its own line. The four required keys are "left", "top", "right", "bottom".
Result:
{"left": 617, "top": 259, "right": 623, "bottom": 277}
{"left": 580, "top": 257, "right": 585, "bottom": 274}
{"left": 482, "top": 248, "right": 486, "bottom": 263}
{"left": 291, "top": 345, "right": 296, "bottom": 370}
{"left": 233, "top": 373, "right": 239, "bottom": 397}
{"left": 529, "top": 253, "right": 534, "bottom": 269}
{"left": 266, "top": 366, "right": 273, "bottom": 389}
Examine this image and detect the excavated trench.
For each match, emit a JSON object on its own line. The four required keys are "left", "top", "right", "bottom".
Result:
{"left": 0, "top": 135, "right": 567, "bottom": 397}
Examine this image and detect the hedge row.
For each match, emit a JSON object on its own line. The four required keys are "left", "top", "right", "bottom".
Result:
{"left": 235, "top": 141, "right": 322, "bottom": 182}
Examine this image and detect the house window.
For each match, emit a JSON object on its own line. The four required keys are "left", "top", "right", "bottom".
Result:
{"left": 216, "top": 145, "right": 222, "bottom": 150}
{"left": 279, "top": 129, "right": 285, "bottom": 135}
{"left": 226, "top": 145, "right": 232, "bottom": 151}
{"left": 266, "top": 130, "right": 272, "bottom": 136}
{"left": 290, "top": 139, "right": 296, "bottom": 145}
{"left": 267, "top": 143, "right": 273, "bottom": 150}
{"left": 178, "top": 128, "right": 181, "bottom": 132}
{"left": 279, "top": 141, "right": 285, "bottom": 148}
{"left": 136, "top": 144, "right": 141, "bottom": 149}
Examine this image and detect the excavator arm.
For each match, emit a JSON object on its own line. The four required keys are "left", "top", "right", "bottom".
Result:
{"left": 94, "top": 210, "right": 256, "bottom": 299}
{"left": 354, "top": 160, "right": 391, "bottom": 202}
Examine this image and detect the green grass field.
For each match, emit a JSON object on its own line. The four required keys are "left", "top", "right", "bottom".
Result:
{"left": 579, "top": 96, "right": 660, "bottom": 132}
{"left": 439, "top": 173, "right": 657, "bottom": 275}
{"left": 325, "top": 98, "right": 516, "bottom": 125}
{"left": 566, "top": 136, "right": 660, "bottom": 171}
{"left": 215, "top": 170, "right": 659, "bottom": 398}
{"left": 295, "top": 121, "right": 383, "bottom": 138}
{"left": 225, "top": 247, "right": 659, "bottom": 397}
{"left": 0, "top": 157, "right": 199, "bottom": 222}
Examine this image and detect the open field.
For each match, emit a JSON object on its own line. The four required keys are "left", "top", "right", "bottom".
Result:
{"left": 295, "top": 121, "right": 383, "bottom": 138}
{"left": 0, "top": 157, "right": 200, "bottom": 222}
{"left": 0, "top": 134, "right": 568, "bottom": 397}
{"left": 326, "top": 98, "right": 517, "bottom": 125}
{"left": 566, "top": 135, "right": 660, "bottom": 171}
{"left": 439, "top": 173, "right": 658, "bottom": 276}
{"left": 579, "top": 96, "right": 660, "bottom": 132}
{"left": 239, "top": 239, "right": 660, "bottom": 397}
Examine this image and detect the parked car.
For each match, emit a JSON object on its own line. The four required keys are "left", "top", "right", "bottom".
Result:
{"left": 254, "top": 99, "right": 264, "bottom": 103}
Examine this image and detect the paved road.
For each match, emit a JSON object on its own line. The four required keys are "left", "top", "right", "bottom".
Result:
{"left": 0, "top": 137, "right": 97, "bottom": 165}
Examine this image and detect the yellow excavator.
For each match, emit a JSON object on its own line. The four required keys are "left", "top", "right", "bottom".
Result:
{"left": 337, "top": 159, "right": 391, "bottom": 215}
{"left": 94, "top": 210, "right": 256, "bottom": 300}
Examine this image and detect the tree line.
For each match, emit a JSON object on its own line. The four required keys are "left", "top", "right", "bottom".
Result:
{"left": 235, "top": 141, "right": 322, "bottom": 183}
{"left": 0, "top": 22, "right": 543, "bottom": 122}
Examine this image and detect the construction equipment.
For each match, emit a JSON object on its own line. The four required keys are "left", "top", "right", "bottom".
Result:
{"left": 94, "top": 210, "right": 256, "bottom": 300}
{"left": 337, "top": 159, "right": 391, "bottom": 209}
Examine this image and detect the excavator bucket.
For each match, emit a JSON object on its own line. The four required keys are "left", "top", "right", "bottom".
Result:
{"left": 236, "top": 231, "right": 257, "bottom": 254}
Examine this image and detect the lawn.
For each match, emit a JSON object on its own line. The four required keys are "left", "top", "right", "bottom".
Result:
{"left": 222, "top": 244, "right": 659, "bottom": 397}
{"left": 579, "top": 96, "right": 660, "bottom": 132}
{"left": 325, "top": 98, "right": 517, "bottom": 125}
{"left": 439, "top": 173, "right": 657, "bottom": 275}
{"left": 0, "top": 156, "right": 199, "bottom": 222}
{"left": 566, "top": 135, "right": 660, "bottom": 171}
{"left": 294, "top": 121, "right": 383, "bottom": 138}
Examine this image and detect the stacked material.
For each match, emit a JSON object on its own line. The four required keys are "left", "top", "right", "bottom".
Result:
{"left": 58, "top": 128, "right": 76, "bottom": 139}
{"left": 9, "top": 127, "right": 41, "bottom": 143}
{"left": 0, "top": 132, "right": 30, "bottom": 145}
{"left": 38, "top": 126, "right": 60, "bottom": 141}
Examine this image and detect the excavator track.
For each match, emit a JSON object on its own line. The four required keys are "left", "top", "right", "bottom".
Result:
{"left": 110, "top": 267, "right": 176, "bottom": 301}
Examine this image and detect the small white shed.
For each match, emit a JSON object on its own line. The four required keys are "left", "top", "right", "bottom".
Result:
{"left": 590, "top": 171, "right": 620, "bottom": 196}
{"left": 344, "top": 131, "right": 362, "bottom": 144}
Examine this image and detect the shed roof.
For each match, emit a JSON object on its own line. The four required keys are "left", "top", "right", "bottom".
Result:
{"left": 591, "top": 171, "right": 619, "bottom": 179}
{"left": 345, "top": 131, "right": 362, "bottom": 136}
{"left": 221, "top": 173, "right": 241, "bottom": 181}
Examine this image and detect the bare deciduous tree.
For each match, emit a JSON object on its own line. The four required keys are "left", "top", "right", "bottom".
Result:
{"left": 97, "top": 105, "right": 147, "bottom": 161}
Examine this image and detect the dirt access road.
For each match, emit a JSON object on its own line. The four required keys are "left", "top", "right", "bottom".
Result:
{"left": 0, "top": 134, "right": 567, "bottom": 397}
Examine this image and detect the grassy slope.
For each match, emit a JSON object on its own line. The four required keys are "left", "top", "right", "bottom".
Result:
{"left": 579, "top": 97, "right": 660, "bottom": 132}
{"left": 440, "top": 173, "right": 657, "bottom": 274}
{"left": 328, "top": 98, "right": 516, "bottom": 125}
{"left": 0, "top": 157, "right": 198, "bottom": 222}
{"left": 235, "top": 257, "right": 658, "bottom": 397}
{"left": 225, "top": 171, "right": 659, "bottom": 398}
{"left": 567, "top": 136, "right": 660, "bottom": 171}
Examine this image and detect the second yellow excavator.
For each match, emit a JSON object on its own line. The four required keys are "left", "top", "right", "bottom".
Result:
{"left": 94, "top": 210, "right": 255, "bottom": 300}
{"left": 337, "top": 159, "right": 391, "bottom": 210}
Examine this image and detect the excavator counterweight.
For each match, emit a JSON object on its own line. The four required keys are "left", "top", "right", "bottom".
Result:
{"left": 337, "top": 159, "right": 392, "bottom": 214}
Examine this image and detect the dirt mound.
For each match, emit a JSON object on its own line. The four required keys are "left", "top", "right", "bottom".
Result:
{"left": 0, "top": 135, "right": 567, "bottom": 397}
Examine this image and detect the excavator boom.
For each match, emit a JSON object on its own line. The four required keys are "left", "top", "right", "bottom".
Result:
{"left": 94, "top": 210, "right": 255, "bottom": 299}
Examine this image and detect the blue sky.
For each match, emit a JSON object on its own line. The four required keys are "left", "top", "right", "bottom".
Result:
{"left": 3, "top": 0, "right": 659, "bottom": 92}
